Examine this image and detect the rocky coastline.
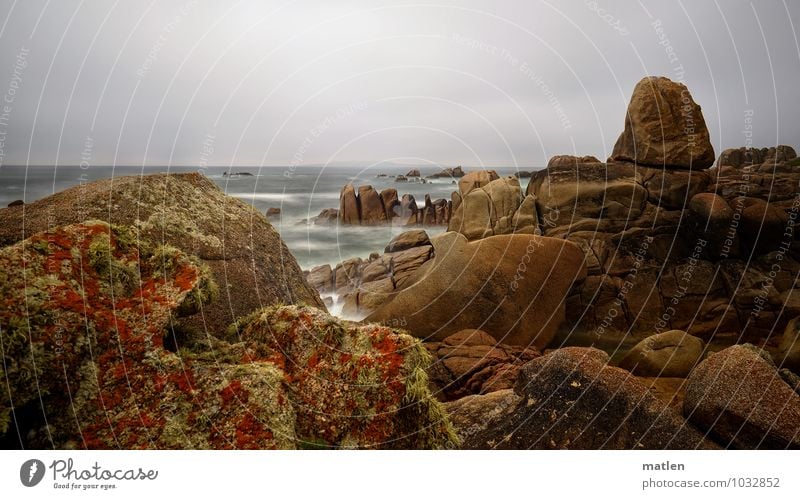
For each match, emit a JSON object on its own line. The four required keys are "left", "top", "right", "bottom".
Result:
{"left": 2, "top": 75, "right": 799, "bottom": 449}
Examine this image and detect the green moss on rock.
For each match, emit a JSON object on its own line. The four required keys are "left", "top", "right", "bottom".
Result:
{"left": 233, "top": 305, "right": 460, "bottom": 449}
{"left": 2, "top": 224, "right": 456, "bottom": 449}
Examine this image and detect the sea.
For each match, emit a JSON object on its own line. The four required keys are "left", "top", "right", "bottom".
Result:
{"left": 0, "top": 164, "right": 534, "bottom": 272}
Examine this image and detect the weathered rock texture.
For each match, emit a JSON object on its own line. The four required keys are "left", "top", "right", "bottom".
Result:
{"left": 425, "top": 330, "right": 540, "bottom": 401}
{"left": 684, "top": 344, "right": 800, "bottom": 449}
{"left": 366, "top": 232, "right": 587, "bottom": 349}
{"left": 0, "top": 226, "right": 456, "bottom": 449}
{"left": 0, "top": 173, "right": 324, "bottom": 342}
{"left": 448, "top": 347, "right": 715, "bottom": 449}
{"left": 448, "top": 174, "right": 540, "bottom": 240}
{"left": 611, "top": 76, "right": 715, "bottom": 169}
{"left": 619, "top": 330, "right": 705, "bottom": 377}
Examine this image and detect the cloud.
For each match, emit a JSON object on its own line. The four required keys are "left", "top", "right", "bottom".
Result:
{"left": 0, "top": 0, "right": 798, "bottom": 168}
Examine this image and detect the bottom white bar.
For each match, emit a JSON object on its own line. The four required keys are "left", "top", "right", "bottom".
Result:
{"left": 1, "top": 451, "right": 797, "bottom": 498}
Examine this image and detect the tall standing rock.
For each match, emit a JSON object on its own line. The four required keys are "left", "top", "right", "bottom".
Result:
{"left": 339, "top": 183, "right": 361, "bottom": 224}
{"left": 398, "top": 194, "right": 419, "bottom": 225}
{"left": 611, "top": 76, "right": 715, "bottom": 169}
{"left": 380, "top": 188, "right": 400, "bottom": 220}
{"left": 358, "top": 185, "right": 387, "bottom": 225}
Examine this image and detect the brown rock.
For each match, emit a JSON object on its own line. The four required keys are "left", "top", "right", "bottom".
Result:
{"left": 367, "top": 232, "right": 587, "bottom": 348}
{"left": 777, "top": 317, "right": 800, "bottom": 373}
{"left": 307, "top": 264, "right": 334, "bottom": 293}
{"left": 510, "top": 194, "right": 539, "bottom": 233}
{"left": 334, "top": 257, "right": 362, "bottom": 289}
{"left": 619, "top": 330, "right": 705, "bottom": 377}
{"left": 428, "top": 166, "right": 465, "bottom": 178}
{"left": 389, "top": 244, "right": 434, "bottom": 288}
{"left": 397, "top": 194, "right": 418, "bottom": 225}
{"left": 611, "top": 76, "right": 715, "bottom": 169}
{"left": 735, "top": 196, "right": 789, "bottom": 255}
{"left": 313, "top": 208, "right": 339, "bottom": 225}
{"left": 265, "top": 207, "right": 281, "bottom": 217}
{"left": 452, "top": 347, "right": 714, "bottom": 449}
{"left": 427, "top": 330, "right": 540, "bottom": 400}
{"left": 686, "top": 193, "right": 737, "bottom": 259}
{"left": 448, "top": 187, "right": 494, "bottom": 240}
{"left": 385, "top": 229, "right": 431, "bottom": 253}
{"left": 684, "top": 344, "right": 800, "bottom": 448}
{"left": 546, "top": 155, "right": 601, "bottom": 168}
{"left": 380, "top": 188, "right": 399, "bottom": 220}
{"left": 527, "top": 161, "right": 648, "bottom": 228}
{"left": 6, "top": 200, "right": 23, "bottom": 207}
{"left": 358, "top": 185, "right": 387, "bottom": 225}
{"left": 406, "top": 169, "right": 421, "bottom": 177}
{"left": 338, "top": 183, "right": 360, "bottom": 224}
{"left": 0, "top": 173, "right": 324, "bottom": 339}
{"left": 458, "top": 170, "right": 499, "bottom": 195}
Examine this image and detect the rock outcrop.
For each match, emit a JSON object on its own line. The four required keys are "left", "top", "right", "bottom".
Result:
{"left": 717, "top": 145, "right": 797, "bottom": 169}
{"left": 448, "top": 347, "right": 714, "bottom": 449}
{"left": 684, "top": 344, "right": 800, "bottom": 448}
{"left": 406, "top": 169, "right": 421, "bottom": 177}
{"left": 334, "top": 183, "right": 451, "bottom": 226}
{"left": 547, "top": 155, "right": 601, "bottom": 168}
{"left": 448, "top": 174, "right": 539, "bottom": 240}
{"left": 428, "top": 166, "right": 465, "bottom": 178}
{"left": 305, "top": 230, "right": 436, "bottom": 318}
{"left": 366, "top": 232, "right": 587, "bottom": 349}
{"left": 0, "top": 173, "right": 323, "bottom": 343}
{"left": 611, "top": 76, "right": 715, "bottom": 169}
{"left": 517, "top": 81, "right": 799, "bottom": 348}
{"left": 0, "top": 225, "right": 456, "bottom": 449}
{"left": 425, "top": 330, "right": 540, "bottom": 401}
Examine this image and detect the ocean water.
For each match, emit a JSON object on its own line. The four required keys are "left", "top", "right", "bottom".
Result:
{"left": 0, "top": 164, "right": 533, "bottom": 270}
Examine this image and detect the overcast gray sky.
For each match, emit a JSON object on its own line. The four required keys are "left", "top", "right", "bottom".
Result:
{"left": 0, "top": 0, "right": 798, "bottom": 168}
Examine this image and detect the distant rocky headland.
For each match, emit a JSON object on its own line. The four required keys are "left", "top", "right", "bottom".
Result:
{"left": 2, "top": 75, "right": 799, "bottom": 450}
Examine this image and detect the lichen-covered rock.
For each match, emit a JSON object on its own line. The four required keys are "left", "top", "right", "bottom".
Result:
{"left": 227, "top": 305, "right": 458, "bottom": 449}
{"left": 1, "top": 224, "right": 456, "bottom": 449}
{"left": 0, "top": 173, "right": 324, "bottom": 342}
{"left": 451, "top": 347, "right": 715, "bottom": 449}
{"left": 684, "top": 344, "right": 800, "bottom": 449}
{"left": 0, "top": 221, "right": 242, "bottom": 447}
